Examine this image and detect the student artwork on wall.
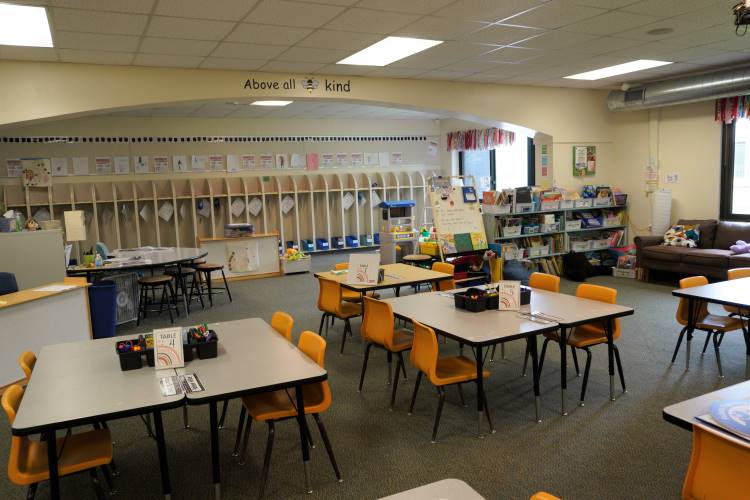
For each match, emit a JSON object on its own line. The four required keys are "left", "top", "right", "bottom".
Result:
{"left": 336, "top": 153, "right": 348, "bottom": 166}
{"left": 95, "top": 157, "right": 112, "bottom": 175}
{"left": 378, "top": 152, "right": 389, "bottom": 166}
{"left": 306, "top": 153, "right": 319, "bottom": 171}
{"left": 158, "top": 201, "right": 174, "bottom": 222}
{"left": 573, "top": 145, "right": 596, "bottom": 177}
{"left": 391, "top": 152, "right": 403, "bottom": 165}
{"left": 173, "top": 155, "right": 188, "bottom": 173}
{"left": 52, "top": 157, "right": 69, "bottom": 176}
{"left": 259, "top": 154, "right": 273, "bottom": 169}
{"left": 429, "top": 179, "right": 488, "bottom": 256}
{"left": 275, "top": 153, "right": 289, "bottom": 169}
{"left": 428, "top": 138, "right": 439, "bottom": 157}
{"left": 227, "top": 240, "right": 260, "bottom": 273}
{"left": 342, "top": 192, "right": 355, "bottom": 211}
{"left": 114, "top": 156, "right": 129, "bottom": 175}
{"left": 73, "top": 157, "right": 89, "bottom": 176}
{"left": 154, "top": 156, "right": 169, "bottom": 174}
{"left": 241, "top": 154, "right": 256, "bottom": 170}
{"left": 226, "top": 154, "right": 240, "bottom": 172}
{"left": 281, "top": 195, "right": 295, "bottom": 214}
{"left": 248, "top": 197, "right": 263, "bottom": 216}
{"left": 351, "top": 153, "right": 364, "bottom": 166}
{"left": 6, "top": 159, "right": 21, "bottom": 177}
{"left": 321, "top": 153, "right": 334, "bottom": 167}
{"left": 365, "top": 152, "right": 379, "bottom": 166}
{"left": 21, "top": 158, "right": 51, "bottom": 187}
{"left": 209, "top": 154, "right": 224, "bottom": 171}
{"left": 191, "top": 155, "right": 207, "bottom": 172}
{"left": 290, "top": 153, "right": 306, "bottom": 169}
{"left": 134, "top": 156, "right": 149, "bottom": 173}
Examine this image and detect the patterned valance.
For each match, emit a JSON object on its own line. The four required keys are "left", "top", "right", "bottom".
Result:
{"left": 715, "top": 96, "right": 750, "bottom": 123}
{"left": 446, "top": 127, "right": 515, "bottom": 151}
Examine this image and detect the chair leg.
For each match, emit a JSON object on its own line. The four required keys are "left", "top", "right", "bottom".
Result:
{"left": 713, "top": 332, "right": 725, "bottom": 378}
{"left": 232, "top": 407, "right": 247, "bottom": 456}
{"left": 358, "top": 343, "right": 372, "bottom": 392}
{"left": 521, "top": 344, "right": 530, "bottom": 377}
{"left": 221, "top": 269, "right": 233, "bottom": 302}
{"left": 701, "top": 331, "right": 713, "bottom": 355}
{"left": 259, "top": 421, "right": 275, "bottom": 499}
{"left": 409, "top": 372, "right": 423, "bottom": 415}
{"left": 318, "top": 313, "right": 327, "bottom": 336}
{"left": 571, "top": 345, "right": 580, "bottom": 376}
{"left": 671, "top": 327, "right": 687, "bottom": 363}
{"left": 340, "top": 318, "right": 350, "bottom": 355}
{"left": 398, "top": 351, "right": 408, "bottom": 381}
{"left": 538, "top": 338, "right": 550, "bottom": 375}
{"left": 25, "top": 483, "right": 37, "bottom": 500}
{"left": 431, "top": 386, "right": 446, "bottom": 443}
{"left": 579, "top": 347, "right": 593, "bottom": 406}
{"left": 206, "top": 271, "right": 214, "bottom": 307}
{"left": 89, "top": 468, "right": 106, "bottom": 500}
{"left": 613, "top": 345, "right": 627, "bottom": 391}
{"left": 218, "top": 399, "right": 229, "bottom": 429}
{"left": 312, "top": 414, "right": 342, "bottom": 482}
{"left": 386, "top": 351, "right": 393, "bottom": 385}
{"left": 490, "top": 344, "right": 496, "bottom": 362}
{"left": 238, "top": 416, "right": 253, "bottom": 465}
{"left": 99, "top": 465, "right": 117, "bottom": 495}
{"left": 390, "top": 354, "right": 402, "bottom": 410}
{"left": 456, "top": 383, "right": 466, "bottom": 407}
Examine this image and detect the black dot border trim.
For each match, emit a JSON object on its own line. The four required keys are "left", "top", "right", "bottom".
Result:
{"left": 0, "top": 135, "right": 429, "bottom": 144}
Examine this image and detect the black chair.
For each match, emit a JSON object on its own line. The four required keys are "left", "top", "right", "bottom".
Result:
{"left": 0, "top": 272, "right": 18, "bottom": 295}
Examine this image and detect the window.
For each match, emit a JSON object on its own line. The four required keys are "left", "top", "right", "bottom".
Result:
{"left": 721, "top": 118, "right": 750, "bottom": 219}
{"left": 459, "top": 137, "right": 534, "bottom": 193}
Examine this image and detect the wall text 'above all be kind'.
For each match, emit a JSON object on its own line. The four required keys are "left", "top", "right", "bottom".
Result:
{"left": 243, "top": 77, "right": 352, "bottom": 93}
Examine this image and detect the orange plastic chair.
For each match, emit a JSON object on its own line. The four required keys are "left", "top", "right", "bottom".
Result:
{"left": 724, "top": 267, "right": 750, "bottom": 315}
{"left": 316, "top": 277, "right": 362, "bottom": 354}
{"left": 18, "top": 351, "right": 36, "bottom": 384}
{"left": 682, "top": 423, "right": 750, "bottom": 499}
{"left": 235, "top": 331, "right": 341, "bottom": 497}
{"left": 674, "top": 276, "right": 743, "bottom": 377}
{"left": 409, "top": 320, "right": 491, "bottom": 442}
{"left": 530, "top": 492, "right": 561, "bottom": 500}
{"left": 359, "top": 297, "right": 413, "bottom": 409}
{"left": 431, "top": 262, "right": 455, "bottom": 291}
{"left": 271, "top": 311, "right": 294, "bottom": 342}
{"left": 538, "top": 284, "right": 625, "bottom": 406}
{"left": 2, "top": 385, "right": 114, "bottom": 498}
{"left": 334, "top": 262, "right": 379, "bottom": 302}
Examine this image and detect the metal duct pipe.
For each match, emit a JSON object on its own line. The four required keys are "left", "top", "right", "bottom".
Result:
{"left": 607, "top": 66, "right": 750, "bottom": 111}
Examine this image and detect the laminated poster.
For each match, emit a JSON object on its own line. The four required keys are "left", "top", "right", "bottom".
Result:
{"left": 351, "top": 153, "right": 364, "bottom": 166}
{"left": 73, "top": 157, "right": 90, "bottom": 176}
{"left": 241, "top": 154, "right": 256, "bottom": 170}
{"left": 95, "top": 157, "right": 112, "bottom": 175}
{"left": 158, "top": 201, "right": 174, "bottom": 222}
{"left": 321, "top": 154, "right": 334, "bottom": 167}
{"left": 306, "top": 153, "right": 319, "bottom": 171}
{"left": 6, "top": 159, "right": 22, "bottom": 177}
{"left": 365, "top": 152, "right": 379, "bottom": 166}
{"left": 134, "top": 156, "right": 149, "bottom": 174}
{"left": 230, "top": 198, "right": 245, "bottom": 217}
{"left": 336, "top": 153, "right": 348, "bottom": 166}
{"left": 114, "top": 156, "right": 130, "bottom": 175}
{"left": 342, "top": 192, "right": 355, "bottom": 211}
{"left": 173, "top": 155, "right": 188, "bottom": 173}
{"left": 52, "top": 157, "right": 69, "bottom": 176}
{"left": 227, "top": 240, "right": 259, "bottom": 273}
{"left": 21, "top": 159, "right": 51, "bottom": 187}
{"left": 259, "top": 154, "right": 274, "bottom": 169}
{"left": 227, "top": 155, "right": 240, "bottom": 172}
{"left": 275, "top": 153, "right": 288, "bottom": 169}
{"left": 248, "top": 197, "right": 262, "bottom": 216}
{"left": 209, "top": 154, "right": 224, "bottom": 171}
{"left": 154, "top": 156, "right": 169, "bottom": 174}
{"left": 378, "top": 152, "right": 389, "bottom": 166}
{"left": 281, "top": 195, "right": 295, "bottom": 214}
{"left": 291, "top": 153, "right": 306, "bottom": 169}
{"left": 191, "top": 155, "right": 207, "bottom": 172}
{"left": 390, "top": 152, "right": 403, "bottom": 165}
{"left": 153, "top": 327, "right": 184, "bottom": 369}
{"left": 428, "top": 139, "right": 439, "bottom": 157}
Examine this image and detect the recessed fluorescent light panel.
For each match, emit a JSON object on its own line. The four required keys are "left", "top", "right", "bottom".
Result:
{"left": 0, "top": 3, "right": 53, "bottom": 47}
{"left": 337, "top": 36, "right": 443, "bottom": 66}
{"left": 564, "top": 60, "right": 672, "bottom": 80}
{"left": 250, "top": 100, "right": 293, "bottom": 106}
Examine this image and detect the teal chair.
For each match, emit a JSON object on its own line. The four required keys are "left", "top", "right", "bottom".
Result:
{"left": 95, "top": 242, "right": 110, "bottom": 259}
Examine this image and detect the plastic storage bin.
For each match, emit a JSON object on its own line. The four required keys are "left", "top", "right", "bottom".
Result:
{"left": 331, "top": 236, "right": 345, "bottom": 249}
{"left": 360, "top": 234, "right": 374, "bottom": 246}
{"left": 300, "top": 239, "right": 314, "bottom": 252}
{"left": 345, "top": 235, "right": 359, "bottom": 247}
{"left": 315, "top": 238, "right": 330, "bottom": 250}
{"left": 89, "top": 280, "right": 116, "bottom": 339}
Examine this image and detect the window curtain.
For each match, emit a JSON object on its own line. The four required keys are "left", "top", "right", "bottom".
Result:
{"left": 715, "top": 95, "right": 750, "bottom": 123}
{"left": 446, "top": 127, "right": 515, "bottom": 151}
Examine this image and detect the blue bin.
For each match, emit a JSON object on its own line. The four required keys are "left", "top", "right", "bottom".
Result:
{"left": 301, "top": 239, "right": 315, "bottom": 252}
{"left": 332, "top": 237, "right": 345, "bottom": 249}
{"left": 374, "top": 233, "right": 380, "bottom": 245}
{"left": 286, "top": 240, "right": 299, "bottom": 250}
{"left": 316, "top": 238, "right": 329, "bottom": 250}
{"left": 345, "top": 235, "right": 359, "bottom": 247}
{"left": 88, "top": 280, "right": 117, "bottom": 339}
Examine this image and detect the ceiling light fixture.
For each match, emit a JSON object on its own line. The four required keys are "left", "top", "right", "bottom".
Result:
{"left": 0, "top": 2, "right": 52, "bottom": 47}
{"left": 337, "top": 36, "right": 443, "bottom": 66}
{"left": 250, "top": 100, "right": 293, "bottom": 106}
{"left": 564, "top": 59, "right": 672, "bottom": 80}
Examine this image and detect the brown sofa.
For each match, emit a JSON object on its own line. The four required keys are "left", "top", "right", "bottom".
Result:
{"left": 635, "top": 219, "right": 750, "bottom": 280}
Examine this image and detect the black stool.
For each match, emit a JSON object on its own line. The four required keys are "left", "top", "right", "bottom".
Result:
{"left": 137, "top": 275, "right": 179, "bottom": 324}
{"left": 165, "top": 266, "right": 204, "bottom": 312}
{"left": 195, "top": 263, "right": 233, "bottom": 307}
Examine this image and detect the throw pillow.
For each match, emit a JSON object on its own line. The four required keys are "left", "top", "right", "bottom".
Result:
{"left": 663, "top": 224, "right": 700, "bottom": 248}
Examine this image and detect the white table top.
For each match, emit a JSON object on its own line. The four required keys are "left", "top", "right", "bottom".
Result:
{"left": 179, "top": 318, "right": 327, "bottom": 404}
{"left": 315, "top": 263, "right": 451, "bottom": 291}
{"left": 527, "top": 288, "right": 634, "bottom": 327}
{"left": 67, "top": 247, "right": 207, "bottom": 273}
{"left": 672, "top": 277, "right": 750, "bottom": 308}
{"left": 379, "top": 479, "right": 485, "bottom": 500}
{"left": 12, "top": 334, "right": 183, "bottom": 435}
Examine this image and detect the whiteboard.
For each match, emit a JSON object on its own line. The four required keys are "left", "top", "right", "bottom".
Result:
{"left": 428, "top": 182, "right": 487, "bottom": 255}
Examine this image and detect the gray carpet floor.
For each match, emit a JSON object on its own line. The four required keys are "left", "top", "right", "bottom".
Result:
{"left": 1, "top": 252, "right": 744, "bottom": 499}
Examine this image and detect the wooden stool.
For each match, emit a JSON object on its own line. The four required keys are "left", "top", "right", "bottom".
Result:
{"left": 165, "top": 266, "right": 204, "bottom": 312}
{"left": 137, "top": 275, "right": 179, "bottom": 325}
{"left": 195, "top": 263, "right": 233, "bottom": 307}
{"left": 403, "top": 254, "right": 433, "bottom": 292}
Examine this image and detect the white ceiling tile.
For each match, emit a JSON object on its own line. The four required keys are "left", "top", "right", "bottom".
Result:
{"left": 58, "top": 49, "right": 133, "bottom": 65}
{"left": 572, "top": 0, "right": 639, "bottom": 7}
{"left": 276, "top": 46, "right": 351, "bottom": 63}
{"left": 664, "top": 26, "right": 734, "bottom": 47}
{"left": 140, "top": 37, "right": 217, "bottom": 57}
{"left": 614, "top": 18, "right": 706, "bottom": 41}
{"left": 294, "top": 0, "right": 359, "bottom": 5}
{"left": 673, "top": 4, "right": 736, "bottom": 26}
{"left": 355, "top": 0, "right": 454, "bottom": 15}
{"left": 55, "top": 31, "right": 140, "bottom": 52}
{"left": 0, "top": 46, "right": 58, "bottom": 62}
{"left": 147, "top": 16, "right": 236, "bottom": 41}
{"left": 414, "top": 69, "right": 470, "bottom": 80}
{"left": 245, "top": 0, "right": 345, "bottom": 28}
{"left": 227, "top": 23, "right": 313, "bottom": 45}
{"left": 365, "top": 67, "right": 425, "bottom": 78}
{"left": 505, "top": 0, "right": 607, "bottom": 29}
{"left": 462, "top": 23, "right": 543, "bottom": 45}
{"left": 148, "top": 104, "right": 203, "bottom": 116}
{"left": 155, "top": 0, "right": 258, "bottom": 20}
{"left": 704, "top": 37, "right": 750, "bottom": 51}
{"left": 50, "top": 8, "right": 148, "bottom": 35}
{"left": 191, "top": 104, "right": 238, "bottom": 117}
{"left": 458, "top": 73, "right": 509, "bottom": 82}
{"left": 324, "top": 8, "right": 420, "bottom": 34}
{"left": 433, "top": 0, "right": 548, "bottom": 23}
{"left": 680, "top": 51, "right": 750, "bottom": 66}
{"left": 496, "top": 74, "right": 553, "bottom": 84}
{"left": 604, "top": 40, "right": 689, "bottom": 60}
{"left": 297, "top": 29, "right": 381, "bottom": 50}
{"left": 200, "top": 57, "right": 268, "bottom": 70}
{"left": 395, "top": 17, "right": 490, "bottom": 40}
{"left": 316, "top": 64, "right": 374, "bottom": 75}
{"left": 512, "top": 30, "right": 598, "bottom": 49}
{"left": 472, "top": 63, "right": 536, "bottom": 78}
{"left": 260, "top": 60, "right": 326, "bottom": 72}
{"left": 561, "top": 10, "right": 661, "bottom": 36}
{"left": 480, "top": 46, "right": 541, "bottom": 63}
{"left": 133, "top": 54, "right": 204, "bottom": 67}
{"left": 48, "top": 0, "right": 155, "bottom": 13}
{"left": 658, "top": 46, "right": 728, "bottom": 63}
{"left": 212, "top": 42, "right": 287, "bottom": 60}
{"left": 636, "top": 62, "right": 704, "bottom": 78}
{"left": 563, "top": 36, "right": 646, "bottom": 56}
{"left": 621, "top": 0, "right": 722, "bottom": 17}
{"left": 227, "top": 107, "right": 273, "bottom": 117}
{"left": 438, "top": 59, "right": 506, "bottom": 72}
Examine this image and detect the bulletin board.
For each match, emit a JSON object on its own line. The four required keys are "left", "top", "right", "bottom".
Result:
{"left": 428, "top": 176, "right": 487, "bottom": 257}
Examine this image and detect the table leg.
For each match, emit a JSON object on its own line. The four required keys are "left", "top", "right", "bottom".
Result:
{"left": 46, "top": 429, "right": 60, "bottom": 500}
{"left": 395, "top": 286, "right": 401, "bottom": 297}
{"left": 559, "top": 327, "right": 568, "bottom": 416}
{"left": 153, "top": 411, "right": 172, "bottom": 499}
{"left": 294, "top": 385, "right": 312, "bottom": 494}
{"left": 528, "top": 335, "right": 541, "bottom": 422}
{"left": 739, "top": 306, "right": 750, "bottom": 378}
{"left": 686, "top": 298, "right": 696, "bottom": 370}
{"left": 475, "top": 345, "right": 484, "bottom": 438}
{"left": 177, "top": 262, "right": 190, "bottom": 316}
{"left": 209, "top": 402, "right": 221, "bottom": 499}
{"left": 606, "top": 318, "right": 615, "bottom": 401}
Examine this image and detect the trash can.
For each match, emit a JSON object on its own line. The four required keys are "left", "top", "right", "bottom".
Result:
{"left": 88, "top": 280, "right": 117, "bottom": 339}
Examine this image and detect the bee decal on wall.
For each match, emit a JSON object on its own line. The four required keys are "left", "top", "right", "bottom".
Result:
{"left": 300, "top": 77, "right": 319, "bottom": 93}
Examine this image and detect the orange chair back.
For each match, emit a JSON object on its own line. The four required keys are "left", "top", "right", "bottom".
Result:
{"left": 297, "top": 331, "right": 332, "bottom": 412}
{"left": 334, "top": 262, "right": 348, "bottom": 271}
{"left": 362, "top": 296, "right": 397, "bottom": 348}
{"left": 728, "top": 267, "right": 750, "bottom": 280}
{"left": 529, "top": 272, "right": 560, "bottom": 292}
{"left": 432, "top": 262, "right": 455, "bottom": 291}
{"left": 18, "top": 351, "right": 36, "bottom": 381}
{"left": 410, "top": 321, "right": 439, "bottom": 383}
{"left": 2, "top": 384, "right": 28, "bottom": 486}
{"left": 682, "top": 423, "right": 750, "bottom": 499}
{"left": 576, "top": 283, "right": 621, "bottom": 340}
{"left": 271, "top": 311, "right": 294, "bottom": 341}
{"left": 317, "top": 277, "right": 343, "bottom": 315}
{"left": 676, "top": 276, "right": 710, "bottom": 326}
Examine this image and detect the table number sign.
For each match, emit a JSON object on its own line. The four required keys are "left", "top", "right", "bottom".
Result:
{"left": 497, "top": 281, "right": 521, "bottom": 311}
{"left": 347, "top": 254, "right": 380, "bottom": 285}
{"left": 153, "top": 327, "right": 184, "bottom": 369}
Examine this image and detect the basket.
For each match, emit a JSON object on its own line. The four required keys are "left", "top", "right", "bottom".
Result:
{"left": 522, "top": 225, "right": 540, "bottom": 235}
{"left": 541, "top": 222, "right": 559, "bottom": 233}
{"left": 571, "top": 240, "right": 589, "bottom": 252}
{"left": 593, "top": 197, "right": 612, "bottom": 207}
{"left": 560, "top": 200, "right": 575, "bottom": 209}
{"left": 540, "top": 200, "right": 559, "bottom": 211}
{"left": 612, "top": 267, "right": 636, "bottom": 278}
{"left": 614, "top": 194, "right": 628, "bottom": 205}
{"left": 574, "top": 199, "right": 593, "bottom": 208}
{"left": 515, "top": 202, "right": 535, "bottom": 213}
{"left": 502, "top": 226, "right": 522, "bottom": 237}
{"left": 565, "top": 220, "right": 582, "bottom": 231}
{"left": 483, "top": 204, "right": 511, "bottom": 215}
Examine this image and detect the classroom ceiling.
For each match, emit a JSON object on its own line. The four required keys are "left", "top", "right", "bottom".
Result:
{"left": 2, "top": 0, "right": 749, "bottom": 89}
{"left": 108, "top": 101, "right": 450, "bottom": 119}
